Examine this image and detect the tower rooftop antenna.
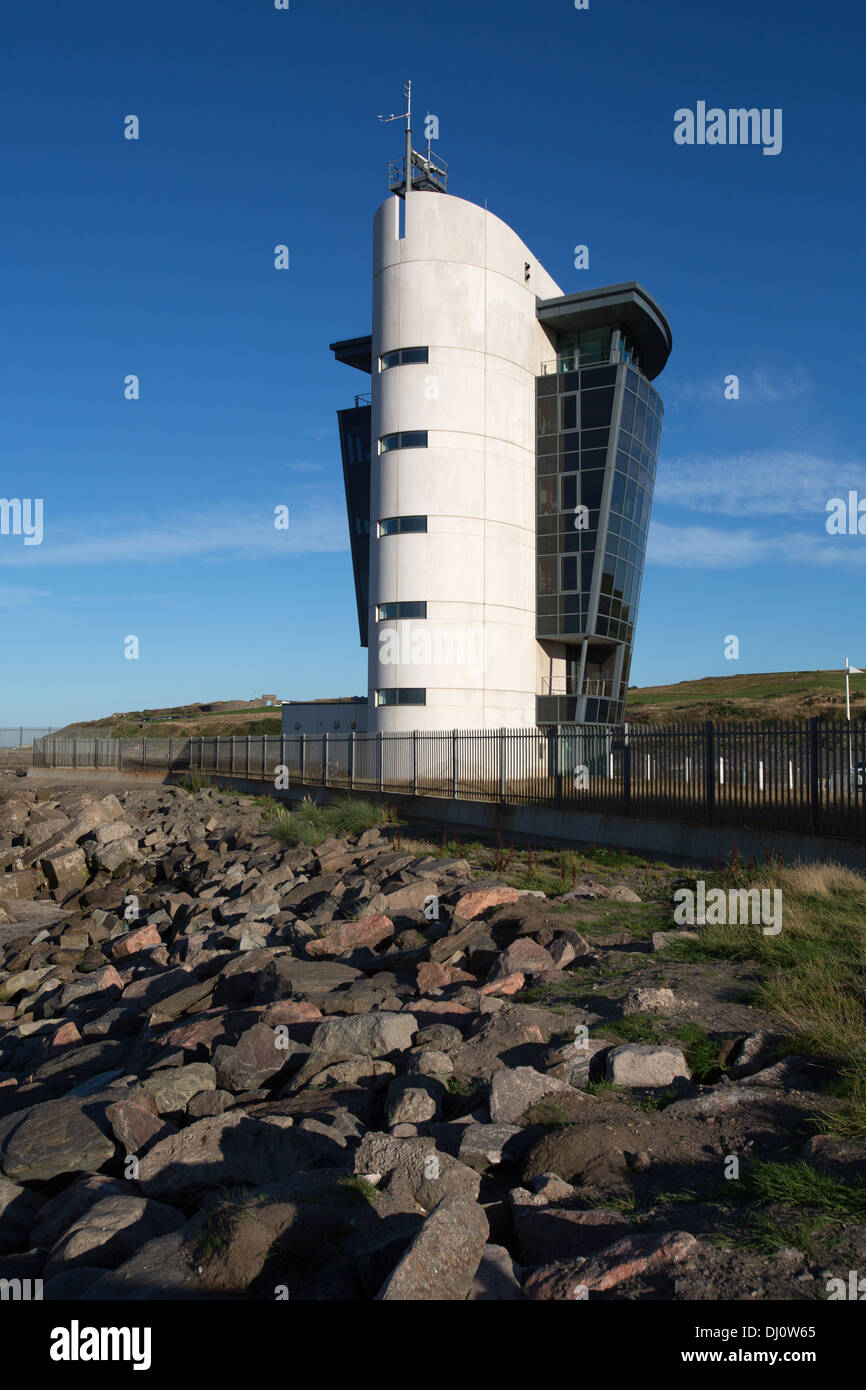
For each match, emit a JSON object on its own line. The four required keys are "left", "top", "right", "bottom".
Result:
{"left": 379, "top": 79, "right": 447, "bottom": 198}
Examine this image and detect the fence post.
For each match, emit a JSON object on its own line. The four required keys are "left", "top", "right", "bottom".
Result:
{"left": 262, "top": 735, "right": 266, "bottom": 783}
{"left": 622, "top": 723, "right": 631, "bottom": 816}
{"left": 231, "top": 735, "right": 236, "bottom": 775}
{"left": 452, "top": 730, "right": 458, "bottom": 801}
{"left": 280, "top": 733, "right": 286, "bottom": 782}
{"left": 704, "top": 721, "right": 715, "bottom": 823}
{"left": 809, "top": 717, "right": 820, "bottom": 835}
{"left": 322, "top": 732, "right": 328, "bottom": 787}
{"left": 554, "top": 726, "right": 563, "bottom": 808}
{"left": 350, "top": 730, "right": 355, "bottom": 790}
{"left": 377, "top": 732, "right": 383, "bottom": 792}
{"left": 499, "top": 727, "right": 506, "bottom": 803}
{"left": 300, "top": 733, "right": 306, "bottom": 783}
{"left": 18, "top": 726, "right": 23, "bottom": 748}
{"left": 412, "top": 730, "right": 418, "bottom": 797}
{"left": 72, "top": 738, "right": 77, "bottom": 770}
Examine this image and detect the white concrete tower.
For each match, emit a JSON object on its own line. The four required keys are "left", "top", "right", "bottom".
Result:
{"left": 365, "top": 177, "right": 562, "bottom": 732}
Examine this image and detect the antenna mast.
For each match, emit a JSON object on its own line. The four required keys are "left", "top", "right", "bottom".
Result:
{"left": 379, "top": 80, "right": 447, "bottom": 198}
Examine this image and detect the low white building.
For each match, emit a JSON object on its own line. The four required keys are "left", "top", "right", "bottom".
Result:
{"left": 280, "top": 699, "right": 367, "bottom": 737}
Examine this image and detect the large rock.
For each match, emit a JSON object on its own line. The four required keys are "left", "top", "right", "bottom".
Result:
{"left": 0, "top": 1098, "right": 116, "bottom": 1182}
{"left": 39, "top": 847, "right": 88, "bottom": 894}
{"left": 44, "top": 1195, "right": 185, "bottom": 1276}
{"left": 489, "top": 1066, "right": 570, "bottom": 1124}
{"left": 523, "top": 1230, "right": 698, "bottom": 1298}
{"left": 134, "top": 1063, "right": 216, "bottom": 1115}
{"left": 212, "top": 1023, "right": 287, "bottom": 1092}
{"left": 453, "top": 886, "right": 520, "bottom": 920}
{"left": 377, "top": 1194, "right": 488, "bottom": 1300}
{"left": 135, "top": 1111, "right": 344, "bottom": 1199}
{"left": 0, "top": 1175, "right": 44, "bottom": 1253}
{"left": 310, "top": 1012, "right": 418, "bottom": 1061}
{"left": 306, "top": 913, "right": 394, "bottom": 959}
{"left": 605, "top": 1045, "right": 690, "bottom": 1088}
{"left": 354, "top": 1133, "right": 481, "bottom": 1210}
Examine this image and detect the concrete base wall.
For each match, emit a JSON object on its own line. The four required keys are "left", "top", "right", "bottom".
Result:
{"left": 19, "top": 768, "right": 866, "bottom": 871}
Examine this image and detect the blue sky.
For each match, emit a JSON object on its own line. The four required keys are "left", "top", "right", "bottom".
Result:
{"left": 1, "top": 0, "right": 864, "bottom": 724}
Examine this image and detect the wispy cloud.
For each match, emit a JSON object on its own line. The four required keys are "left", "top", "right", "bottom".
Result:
{"left": 0, "top": 500, "right": 349, "bottom": 568}
{"left": 654, "top": 450, "right": 863, "bottom": 516}
{"left": 647, "top": 521, "right": 866, "bottom": 569}
{"left": 0, "top": 584, "right": 51, "bottom": 608}
{"left": 666, "top": 366, "right": 812, "bottom": 406}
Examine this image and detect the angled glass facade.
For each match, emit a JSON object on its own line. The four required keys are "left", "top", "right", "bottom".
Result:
{"left": 337, "top": 403, "right": 372, "bottom": 647}
{"left": 536, "top": 343, "right": 663, "bottom": 726}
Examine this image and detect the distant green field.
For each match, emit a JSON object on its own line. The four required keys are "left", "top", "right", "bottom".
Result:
{"left": 626, "top": 668, "right": 865, "bottom": 716}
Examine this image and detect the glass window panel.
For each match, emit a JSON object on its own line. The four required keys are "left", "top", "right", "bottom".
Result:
{"left": 400, "top": 347, "right": 428, "bottom": 365}
{"left": 580, "top": 364, "right": 617, "bottom": 388}
{"left": 561, "top": 474, "right": 577, "bottom": 511}
{"left": 620, "top": 390, "right": 636, "bottom": 435}
{"left": 580, "top": 388, "right": 614, "bottom": 430}
{"left": 637, "top": 374, "right": 650, "bottom": 403}
{"left": 611, "top": 473, "right": 626, "bottom": 513}
{"left": 561, "top": 396, "right": 578, "bottom": 431}
{"left": 580, "top": 427, "right": 609, "bottom": 451}
{"left": 561, "top": 556, "right": 577, "bottom": 590}
{"left": 581, "top": 448, "right": 607, "bottom": 470}
{"left": 578, "top": 326, "right": 612, "bottom": 364}
{"left": 400, "top": 515, "right": 427, "bottom": 533}
{"left": 633, "top": 397, "right": 647, "bottom": 440}
{"left": 581, "top": 554, "right": 595, "bottom": 590}
{"left": 537, "top": 375, "right": 557, "bottom": 397}
{"left": 561, "top": 370, "right": 580, "bottom": 391}
{"left": 537, "top": 557, "right": 557, "bottom": 594}
{"left": 580, "top": 471, "right": 604, "bottom": 511}
{"left": 398, "top": 688, "right": 426, "bottom": 705}
{"left": 538, "top": 397, "right": 558, "bottom": 435}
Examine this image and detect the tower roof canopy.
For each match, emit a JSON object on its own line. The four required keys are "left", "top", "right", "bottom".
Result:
{"left": 330, "top": 336, "right": 373, "bottom": 374}
{"left": 536, "top": 282, "right": 672, "bottom": 379}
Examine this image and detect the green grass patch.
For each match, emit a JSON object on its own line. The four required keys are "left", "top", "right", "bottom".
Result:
{"left": 266, "top": 795, "right": 399, "bottom": 847}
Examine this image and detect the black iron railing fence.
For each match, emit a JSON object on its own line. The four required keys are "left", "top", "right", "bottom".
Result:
{"left": 30, "top": 719, "right": 866, "bottom": 840}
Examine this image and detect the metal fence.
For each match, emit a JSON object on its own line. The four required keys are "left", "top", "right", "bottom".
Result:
{"left": 30, "top": 719, "right": 866, "bottom": 840}
{"left": 0, "top": 727, "right": 60, "bottom": 748}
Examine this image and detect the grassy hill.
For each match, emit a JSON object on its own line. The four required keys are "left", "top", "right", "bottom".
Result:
{"left": 54, "top": 669, "right": 866, "bottom": 738}
{"left": 57, "top": 702, "right": 285, "bottom": 740}
{"left": 625, "top": 669, "right": 866, "bottom": 725}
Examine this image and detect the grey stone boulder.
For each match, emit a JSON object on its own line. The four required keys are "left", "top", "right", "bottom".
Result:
{"left": 469, "top": 1243, "right": 524, "bottom": 1300}
{"left": 0, "top": 1098, "right": 116, "bottom": 1183}
{"left": 44, "top": 1195, "right": 185, "bottom": 1276}
{"left": 212, "top": 1023, "right": 287, "bottom": 1093}
{"left": 605, "top": 1044, "right": 690, "bottom": 1087}
{"left": 133, "top": 1063, "right": 217, "bottom": 1115}
{"left": 310, "top": 1011, "right": 418, "bottom": 1061}
{"left": 0, "top": 1175, "right": 44, "bottom": 1253}
{"left": 377, "top": 1194, "right": 488, "bottom": 1300}
{"left": 353, "top": 1132, "right": 481, "bottom": 1211}
{"left": 136, "top": 1110, "right": 344, "bottom": 1200}
{"left": 457, "top": 1123, "right": 525, "bottom": 1173}
{"left": 489, "top": 1066, "right": 571, "bottom": 1124}
{"left": 385, "top": 1075, "right": 446, "bottom": 1127}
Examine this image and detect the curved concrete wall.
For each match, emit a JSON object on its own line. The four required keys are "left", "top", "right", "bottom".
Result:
{"left": 368, "top": 190, "right": 561, "bottom": 732}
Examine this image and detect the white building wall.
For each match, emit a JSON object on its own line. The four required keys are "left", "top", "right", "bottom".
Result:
{"left": 368, "top": 189, "right": 562, "bottom": 732}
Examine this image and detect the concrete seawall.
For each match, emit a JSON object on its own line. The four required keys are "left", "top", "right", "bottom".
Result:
{"left": 17, "top": 767, "right": 866, "bottom": 871}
